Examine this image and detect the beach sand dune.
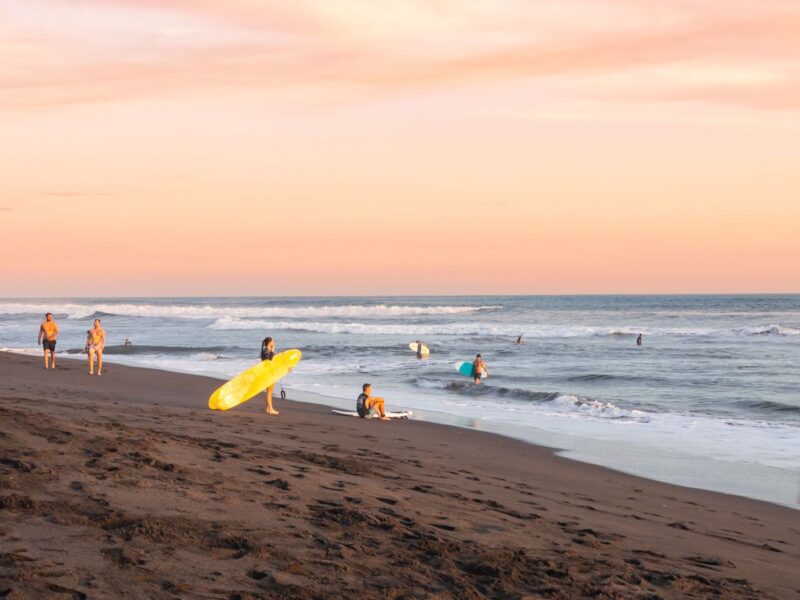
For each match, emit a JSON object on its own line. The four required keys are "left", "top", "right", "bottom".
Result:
{"left": 1, "top": 352, "right": 797, "bottom": 598}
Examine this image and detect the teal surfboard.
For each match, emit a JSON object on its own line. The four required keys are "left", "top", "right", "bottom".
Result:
{"left": 456, "top": 361, "right": 486, "bottom": 378}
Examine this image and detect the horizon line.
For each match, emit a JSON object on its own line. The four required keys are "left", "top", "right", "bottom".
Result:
{"left": 1, "top": 292, "right": 798, "bottom": 300}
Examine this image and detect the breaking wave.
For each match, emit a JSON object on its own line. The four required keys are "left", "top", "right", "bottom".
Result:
{"left": 63, "top": 344, "right": 228, "bottom": 356}
{"left": 734, "top": 399, "right": 800, "bottom": 415}
{"left": 0, "top": 301, "right": 499, "bottom": 320}
{"left": 208, "top": 317, "right": 800, "bottom": 338}
{"left": 411, "top": 378, "right": 650, "bottom": 422}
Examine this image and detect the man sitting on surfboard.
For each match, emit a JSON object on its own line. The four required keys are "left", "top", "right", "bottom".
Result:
{"left": 356, "top": 383, "right": 390, "bottom": 421}
{"left": 472, "top": 354, "right": 488, "bottom": 384}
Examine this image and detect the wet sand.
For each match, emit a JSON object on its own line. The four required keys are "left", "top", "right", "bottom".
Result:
{"left": 1, "top": 351, "right": 798, "bottom": 599}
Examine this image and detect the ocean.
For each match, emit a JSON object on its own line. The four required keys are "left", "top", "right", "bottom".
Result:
{"left": 2, "top": 295, "right": 798, "bottom": 508}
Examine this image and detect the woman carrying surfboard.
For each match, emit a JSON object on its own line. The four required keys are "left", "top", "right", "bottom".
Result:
{"left": 261, "top": 337, "right": 279, "bottom": 415}
{"left": 208, "top": 346, "right": 301, "bottom": 411}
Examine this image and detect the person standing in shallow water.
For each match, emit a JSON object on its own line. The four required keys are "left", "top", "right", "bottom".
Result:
{"left": 472, "top": 353, "right": 488, "bottom": 384}
{"left": 261, "top": 337, "right": 279, "bottom": 415}
{"left": 637, "top": 334, "right": 643, "bottom": 347}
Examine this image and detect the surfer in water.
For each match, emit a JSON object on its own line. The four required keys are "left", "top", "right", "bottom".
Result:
{"left": 636, "top": 334, "right": 643, "bottom": 346}
{"left": 261, "top": 337, "right": 280, "bottom": 415}
{"left": 37, "top": 312, "right": 59, "bottom": 369}
{"left": 415, "top": 340, "right": 424, "bottom": 359}
{"left": 472, "top": 354, "right": 488, "bottom": 384}
{"left": 356, "top": 383, "right": 390, "bottom": 420}
{"left": 516, "top": 335, "right": 523, "bottom": 344}
{"left": 87, "top": 319, "right": 106, "bottom": 375}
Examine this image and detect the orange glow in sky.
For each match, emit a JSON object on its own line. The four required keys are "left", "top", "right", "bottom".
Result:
{"left": 1, "top": 1, "right": 798, "bottom": 295}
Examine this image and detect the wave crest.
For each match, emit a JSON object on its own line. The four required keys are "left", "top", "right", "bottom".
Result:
{"left": 735, "top": 399, "right": 800, "bottom": 415}
{"left": 0, "top": 301, "right": 499, "bottom": 320}
{"left": 209, "top": 317, "right": 800, "bottom": 338}
{"left": 411, "top": 378, "right": 650, "bottom": 422}
{"left": 64, "top": 344, "right": 228, "bottom": 356}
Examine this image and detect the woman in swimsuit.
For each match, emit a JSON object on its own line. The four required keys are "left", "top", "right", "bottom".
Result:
{"left": 88, "top": 319, "right": 106, "bottom": 376}
{"left": 261, "top": 337, "right": 279, "bottom": 415}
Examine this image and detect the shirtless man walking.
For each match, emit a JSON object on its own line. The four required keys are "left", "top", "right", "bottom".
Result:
{"left": 472, "top": 353, "right": 489, "bottom": 385}
{"left": 37, "top": 312, "right": 59, "bottom": 369}
{"left": 87, "top": 319, "right": 106, "bottom": 376}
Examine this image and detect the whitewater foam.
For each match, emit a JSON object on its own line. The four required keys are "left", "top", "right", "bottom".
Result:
{"left": 208, "top": 317, "right": 800, "bottom": 338}
{"left": 411, "top": 377, "right": 650, "bottom": 422}
{"left": 190, "top": 352, "right": 223, "bottom": 361}
{"left": 547, "top": 394, "right": 651, "bottom": 422}
{"left": 0, "top": 301, "right": 498, "bottom": 320}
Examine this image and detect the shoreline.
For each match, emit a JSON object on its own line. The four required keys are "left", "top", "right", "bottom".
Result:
{"left": 1, "top": 351, "right": 799, "bottom": 598}
{"left": 277, "top": 386, "right": 800, "bottom": 511}
{"left": 5, "top": 348, "right": 796, "bottom": 510}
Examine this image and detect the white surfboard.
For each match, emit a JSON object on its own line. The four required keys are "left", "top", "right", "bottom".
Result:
{"left": 409, "top": 342, "right": 430, "bottom": 356}
{"left": 331, "top": 409, "right": 413, "bottom": 419}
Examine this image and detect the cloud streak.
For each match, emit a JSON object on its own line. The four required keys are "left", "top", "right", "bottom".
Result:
{"left": 0, "top": 1, "right": 798, "bottom": 111}
{"left": 40, "top": 192, "right": 113, "bottom": 197}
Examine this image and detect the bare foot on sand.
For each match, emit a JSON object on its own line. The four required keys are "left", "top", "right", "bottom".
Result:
{"left": 266, "top": 409, "right": 279, "bottom": 415}
{"left": 380, "top": 416, "right": 390, "bottom": 421}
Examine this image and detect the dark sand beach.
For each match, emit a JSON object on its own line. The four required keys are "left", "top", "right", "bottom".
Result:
{"left": 1, "top": 352, "right": 798, "bottom": 599}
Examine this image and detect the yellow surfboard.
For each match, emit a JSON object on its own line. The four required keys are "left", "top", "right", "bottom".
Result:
{"left": 208, "top": 349, "right": 302, "bottom": 411}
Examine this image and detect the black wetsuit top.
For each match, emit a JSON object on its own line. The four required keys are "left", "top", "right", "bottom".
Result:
{"left": 261, "top": 346, "right": 274, "bottom": 361}
{"left": 356, "top": 393, "right": 369, "bottom": 418}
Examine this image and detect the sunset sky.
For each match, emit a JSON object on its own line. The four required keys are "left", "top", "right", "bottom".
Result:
{"left": 1, "top": 0, "right": 798, "bottom": 296}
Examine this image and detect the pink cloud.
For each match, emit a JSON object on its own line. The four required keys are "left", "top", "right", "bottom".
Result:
{"left": 1, "top": 1, "right": 798, "bottom": 110}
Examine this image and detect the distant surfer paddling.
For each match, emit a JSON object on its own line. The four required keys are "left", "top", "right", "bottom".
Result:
{"left": 261, "top": 337, "right": 280, "bottom": 415}
{"left": 356, "top": 383, "right": 390, "bottom": 421}
{"left": 414, "top": 340, "right": 424, "bottom": 359}
{"left": 472, "top": 353, "right": 488, "bottom": 384}
{"left": 87, "top": 319, "right": 106, "bottom": 376}
{"left": 37, "top": 312, "right": 59, "bottom": 369}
